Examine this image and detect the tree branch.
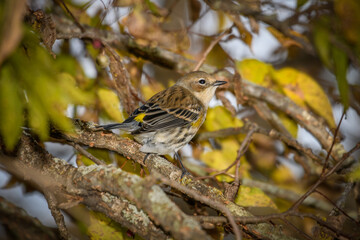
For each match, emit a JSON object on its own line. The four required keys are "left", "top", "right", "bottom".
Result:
{"left": 0, "top": 196, "right": 60, "bottom": 240}
{"left": 49, "top": 119, "right": 297, "bottom": 239}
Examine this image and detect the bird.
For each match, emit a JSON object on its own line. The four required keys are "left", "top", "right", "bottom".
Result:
{"left": 98, "top": 71, "right": 227, "bottom": 177}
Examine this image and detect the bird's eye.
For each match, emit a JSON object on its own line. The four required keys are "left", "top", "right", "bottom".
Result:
{"left": 198, "top": 79, "right": 206, "bottom": 84}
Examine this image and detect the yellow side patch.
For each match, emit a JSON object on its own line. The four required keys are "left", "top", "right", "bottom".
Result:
{"left": 192, "top": 115, "right": 204, "bottom": 128}
{"left": 134, "top": 113, "right": 146, "bottom": 122}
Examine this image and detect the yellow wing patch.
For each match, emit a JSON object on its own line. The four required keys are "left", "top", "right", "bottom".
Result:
{"left": 134, "top": 113, "right": 146, "bottom": 122}
{"left": 192, "top": 114, "right": 204, "bottom": 128}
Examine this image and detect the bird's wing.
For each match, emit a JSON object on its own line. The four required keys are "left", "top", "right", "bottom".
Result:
{"left": 127, "top": 86, "right": 204, "bottom": 134}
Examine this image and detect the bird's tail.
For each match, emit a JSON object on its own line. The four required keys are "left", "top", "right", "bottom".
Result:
{"left": 97, "top": 122, "right": 139, "bottom": 132}
{"left": 97, "top": 123, "right": 125, "bottom": 130}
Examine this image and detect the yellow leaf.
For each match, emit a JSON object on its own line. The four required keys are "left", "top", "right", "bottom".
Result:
{"left": 141, "top": 82, "right": 164, "bottom": 100}
{"left": 273, "top": 68, "right": 335, "bottom": 128}
{"left": 235, "top": 59, "right": 274, "bottom": 87}
{"left": 76, "top": 148, "right": 112, "bottom": 166}
{"left": 201, "top": 138, "right": 250, "bottom": 181}
{"left": 98, "top": 88, "right": 125, "bottom": 122}
{"left": 271, "top": 165, "right": 295, "bottom": 184}
{"left": 248, "top": 142, "right": 276, "bottom": 171}
{"left": 235, "top": 185, "right": 278, "bottom": 209}
{"left": 278, "top": 112, "right": 298, "bottom": 138}
{"left": 201, "top": 139, "right": 238, "bottom": 170}
{"left": 204, "top": 106, "right": 243, "bottom": 132}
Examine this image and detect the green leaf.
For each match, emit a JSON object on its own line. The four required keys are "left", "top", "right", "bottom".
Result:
{"left": 27, "top": 93, "right": 49, "bottom": 140}
{"left": 348, "top": 164, "right": 360, "bottom": 182}
{"left": 0, "top": 65, "right": 24, "bottom": 150}
{"left": 145, "top": 0, "right": 162, "bottom": 16}
{"left": 59, "top": 73, "right": 94, "bottom": 105}
{"left": 297, "top": 0, "right": 309, "bottom": 8}
{"left": 332, "top": 46, "right": 349, "bottom": 109}
{"left": 314, "top": 22, "right": 332, "bottom": 68}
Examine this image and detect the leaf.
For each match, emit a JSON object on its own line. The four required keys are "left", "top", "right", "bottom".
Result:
{"left": 201, "top": 138, "right": 250, "bottom": 182}
{"left": 332, "top": 46, "right": 349, "bottom": 110}
{"left": 189, "top": 0, "right": 202, "bottom": 22}
{"left": 273, "top": 68, "right": 335, "bottom": 128}
{"left": 271, "top": 165, "right": 295, "bottom": 184}
{"left": 204, "top": 106, "right": 243, "bottom": 132}
{"left": 0, "top": 65, "right": 24, "bottom": 150}
{"left": 76, "top": 148, "right": 112, "bottom": 166}
{"left": 313, "top": 21, "right": 332, "bottom": 68}
{"left": 297, "top": 0, "right": 309, "bottom": 8}
{"left": 278, "top": 112, "right": 298, "bottom": 138}
{"left": 217, "top": 11, "right": 227, "bottom": 31}
{"left": 68, "top": 206, "right": 125, "bottom": 240}
{"left": 145, "top": 0, "right": 167, "bottom": 17}
{"left": 237, "top": 59, "right": 335, "bottom": 129}
{"left": 334, "top": 0, "right": 360, "bottom": 45}
{"left": 201, "top": 139, "right": 238, "bottom": 171}
{"left": 204, "top": 42, "right": 228, "bottom": 69}
{"left": 98, "top": 88, "right": 125, "bottom": 122}
{"left": 59, "top": 73, "right": 94, "bottom": 105}
{"left": 231, "top": 15, "right": 253, "bottom": 48}
{"left": 235, "top": 185, "right": 278, "bottom": 209}
{"left": 35, "top": 74, "right": 73, "bottom": 132}
{"left": 141, "top": 82, "right": 164, "bottom": 100}
{"left": 267, "top": 26, "right": 302, "bottom": 48}
{"left": 122, "top": 6, "right": 189, "bottom": 51}
{"left": 348, "top": 164, "right": 360, "bottom": 182}
{"left": 235, "top": 59, "right": 274, "bottom": 87}
{"left": 27, "top": 93, "right": 49, "bottom": 140}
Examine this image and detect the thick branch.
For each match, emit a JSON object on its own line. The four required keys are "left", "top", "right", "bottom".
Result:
{"left": 50, "top": 119, "right": 297, "bottom": 239}
{"left": 0, "top": 196, "right": 60, "bottom": 240}
{"left": 0, "top": 136, "right": 172, "bottom": 240}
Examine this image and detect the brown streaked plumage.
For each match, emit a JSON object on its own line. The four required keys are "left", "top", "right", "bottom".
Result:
{"left": 99, "top": 71, "right": 227, "bottom": 176}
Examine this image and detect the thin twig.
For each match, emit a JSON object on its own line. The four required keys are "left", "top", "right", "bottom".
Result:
{"left": 44, "top": 191, "right": 69, "bottom": 240}
{"left": 321, "top": 112, "right": 345, "bottom": 175}
{"left": 69, "top": 142, "right": 106, "bottom": 166}
{"left": 282, "top": 218, "right": 313, "bottom": 240}
{"left": 314, "top": 188, "right": 359, "bottom": 226}
{"left": 193, "top": 29, "right": 231, "bottom": 71}
{"left": 289, "top": 141, "right": 360, "bottom": 211}
{"left": 194, "top": 211, "right": 356, "bottom": 239}
{"left": 55, "top": 0, "right": 85, "bottom": 32}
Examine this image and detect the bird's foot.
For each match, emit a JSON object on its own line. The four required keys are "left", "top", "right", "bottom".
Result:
{"left": 175, "top": 152, "right": 191, "bottom": 180}
{"left": 143, "top": 153, "right": 152, "bottom": 165}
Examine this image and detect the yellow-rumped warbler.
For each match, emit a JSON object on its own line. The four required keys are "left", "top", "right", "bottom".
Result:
{"left": 99, "top": 71, "right": 227, "bottom": 176}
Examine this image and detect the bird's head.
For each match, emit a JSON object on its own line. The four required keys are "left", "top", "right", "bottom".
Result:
{"left": 176, "top": 71, "right": 227, "bottom": 107}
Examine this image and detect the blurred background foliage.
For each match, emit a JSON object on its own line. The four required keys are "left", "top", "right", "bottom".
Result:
{"left": 0, "top": 0, "right": 360, "bottom": 239}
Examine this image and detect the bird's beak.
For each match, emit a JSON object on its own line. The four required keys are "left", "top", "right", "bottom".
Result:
{"left": 213, "top": 80, "right": 227, "bottom": 86}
